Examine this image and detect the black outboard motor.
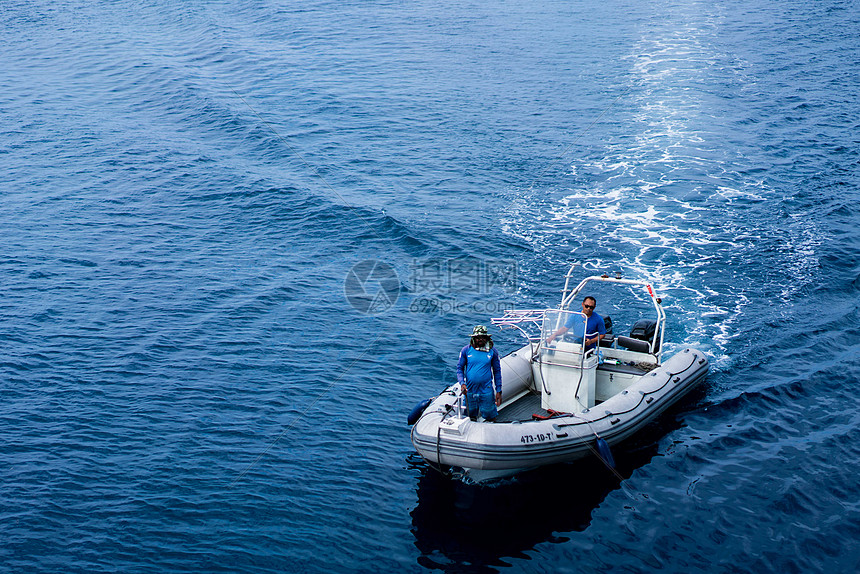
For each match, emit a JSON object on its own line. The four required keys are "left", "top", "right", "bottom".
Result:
{"left": 618, "top": 318, "right": 660, "bottom": 353}
{"left": 629, "top": 319, "right": 659, "bottom": 353}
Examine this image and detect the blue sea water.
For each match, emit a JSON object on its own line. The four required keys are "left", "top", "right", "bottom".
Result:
{"left": 2, "top": 0, "right": 859, "bottom": 571}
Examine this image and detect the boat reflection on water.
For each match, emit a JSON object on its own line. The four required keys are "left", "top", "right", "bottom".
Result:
{"left": 408, "top": 407, "right": 698, "bottom": 572}
{"left": 410, "top": 458, "right": 618, "bottom": 571}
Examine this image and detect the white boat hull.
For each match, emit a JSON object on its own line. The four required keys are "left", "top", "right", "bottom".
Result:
{"left": 411, "top": 345, "right": 708, "bottom": 479}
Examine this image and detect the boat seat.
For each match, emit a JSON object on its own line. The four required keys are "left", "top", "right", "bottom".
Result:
{"left": 617, "top": 335, "right": 650, "bottom": 353}
{"left": 600, "top": 315, "right": 615, "bottom": 347}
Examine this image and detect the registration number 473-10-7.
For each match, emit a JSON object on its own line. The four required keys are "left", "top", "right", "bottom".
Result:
{"left": 520, "top": 433, "right": 554, "bottom": 444}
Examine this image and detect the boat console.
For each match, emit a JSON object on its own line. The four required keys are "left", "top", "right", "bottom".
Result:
{"left": 492, "top": 271, "right": 666, "bottom": 414}
{"left": 538, "top": 310, "right": 599, "bottom": 412}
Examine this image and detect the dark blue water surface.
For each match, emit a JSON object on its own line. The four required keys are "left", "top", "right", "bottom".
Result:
{"left": 2, "top": 0, "right": 859, "bottom": 572}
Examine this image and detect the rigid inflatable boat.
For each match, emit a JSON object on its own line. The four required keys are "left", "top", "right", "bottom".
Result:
{"left": 409, "top": 267, "right": 709, "bottom": 481}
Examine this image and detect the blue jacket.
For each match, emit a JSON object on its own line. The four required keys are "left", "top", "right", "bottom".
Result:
{"left": 564, "top": 312, "right": 606, "bottom": 349}
{"left": 457, "top": 345, "right": 502, "bottom": 395}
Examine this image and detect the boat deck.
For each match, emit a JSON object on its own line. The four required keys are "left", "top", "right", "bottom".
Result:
{"left": 494, "top": 361, "right": 653, "bottom": 423}
{"left": 496, "top": 392, "right": 547, "bottom": 423}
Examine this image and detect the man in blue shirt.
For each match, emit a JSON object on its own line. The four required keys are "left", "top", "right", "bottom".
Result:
{"left": 457, "top": 325, "right": 502, "bottom": 422}
{"left": 545, "top": 296, "right": 606, "bottom": 350}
